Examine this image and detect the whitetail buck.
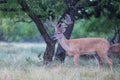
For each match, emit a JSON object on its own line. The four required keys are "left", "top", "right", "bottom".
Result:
{"left": 47, "top": 14, "right": 113, "bottom": 70}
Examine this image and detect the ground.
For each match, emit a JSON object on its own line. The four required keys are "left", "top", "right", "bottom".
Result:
{"left": 0, "top": 42, "right": 120, "bottom": 80}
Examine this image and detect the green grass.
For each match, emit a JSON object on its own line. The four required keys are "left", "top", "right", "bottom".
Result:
{"left": 0, "top": 42, "right": 120, "bottom": 80}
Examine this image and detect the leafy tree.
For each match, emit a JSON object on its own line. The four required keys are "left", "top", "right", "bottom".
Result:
{"left": 0, "top": 0, "right": 66, "bottom": 64}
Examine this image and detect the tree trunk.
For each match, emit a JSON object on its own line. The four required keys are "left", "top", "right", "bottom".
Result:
{"left": 111, "top": 26, "right": 120, "bottom": 44}
{"left": 18, "top": 0, "right": 56, "bottom": 64}
{"left": 0, "top": 30, "right": 4, "bottom": 41}
{"left": 43, "top": 43, "right": 55, "bottom": 64}
{"left": 28, "top": 13, "right": 56, "bottom": 64}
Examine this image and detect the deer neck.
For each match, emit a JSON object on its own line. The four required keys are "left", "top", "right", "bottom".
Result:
{"left": 58, "top": 34, "right": 69, "bottom": 51}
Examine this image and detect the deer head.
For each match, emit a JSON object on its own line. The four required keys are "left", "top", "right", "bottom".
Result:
{"left": 52, "top": 14, "right": 72, "bottom": 40}
{"left": 44, "top": 14, "right": 72, "bottom": 40}
{"left": 52, "top": 23, "right": 66, "bottom": 40}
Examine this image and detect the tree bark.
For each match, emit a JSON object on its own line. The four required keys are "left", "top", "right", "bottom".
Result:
{"left": 111, "top": 26, "right": 120, "bottom": 44}
{"left": 18, "top": 0, "right": 56, "bottom": 64}
{"left": 28, "top": 13, "right": 56, "bottom": 64}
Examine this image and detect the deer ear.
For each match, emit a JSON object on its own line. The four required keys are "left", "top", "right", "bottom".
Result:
{"left": 62, "top": 27, "right": 66, "bottom": 33}
{"left": 57, "top": 23, "right": 61, "bottom": 28}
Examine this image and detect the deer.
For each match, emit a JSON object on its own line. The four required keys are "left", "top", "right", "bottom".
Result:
{"left": 46, "top": 14, "right": 113, "bottom": 70}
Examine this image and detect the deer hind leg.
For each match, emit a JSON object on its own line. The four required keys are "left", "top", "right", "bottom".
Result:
{"left": 104, "top": 56, "right": 112, "bottom": 71}
{"left": 73, "top": 54, "right": 79, "bottom": 67}
{"left": 100, "top": 54, "right": 113, "bottom": 71}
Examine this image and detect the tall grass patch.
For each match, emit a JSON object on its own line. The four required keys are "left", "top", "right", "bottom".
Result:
{"left": 0, "top": 42, "right": 120, "bottom": 80}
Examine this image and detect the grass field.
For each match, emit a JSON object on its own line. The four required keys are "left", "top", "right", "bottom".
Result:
{"left": 0, "top": 42, "right": 120, "bottom": 80}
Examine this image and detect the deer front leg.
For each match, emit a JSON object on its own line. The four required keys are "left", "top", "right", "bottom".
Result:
{"left": 73, "top": 54, "right": 79, "bottom": 67}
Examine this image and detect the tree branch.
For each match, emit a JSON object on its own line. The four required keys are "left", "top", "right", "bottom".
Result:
{"left": 0, "top": 8, "right": 17, "bottom": 12}
{"left": 17, "top": 0, "right": 54, "bottom": 44}
{"left": 14, "top": 19, "right": 32, "bottom": 23}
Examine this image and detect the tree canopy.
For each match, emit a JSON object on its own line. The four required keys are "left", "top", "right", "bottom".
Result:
{"left": 0, "top": 0, "right": 120, "bottom": 42}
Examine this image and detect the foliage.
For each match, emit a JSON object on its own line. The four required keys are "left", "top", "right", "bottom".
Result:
{"left": 0, "top": 0, "right": 65, "bottom": 20}
{"left": 72, "top": 16, "right": 115, "bottom": 38}
{"left": 0, "top": 0, "right": 66, "bottom": 42}
{"left": 0, "top": 0, "right": 120, "bottom": 42}
{"left": 0, "top": 18, "right": 40, "bottom": 42}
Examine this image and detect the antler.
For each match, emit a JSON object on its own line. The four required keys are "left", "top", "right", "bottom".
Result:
{"left": 61, "top": 14, "right": 73, "bottom": 25}
{"left": 44, "top": 14, "right": 72, "bottom": 28}
{"left": 44, "top": 16, "right": 58, "bottom": 28}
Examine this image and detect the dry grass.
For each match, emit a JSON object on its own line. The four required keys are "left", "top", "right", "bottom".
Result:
{"left": 0, "top": 65, "right": 120, "bottom": 80}
{"left": 0, "top": 42, "right": 120, "bottom": 80}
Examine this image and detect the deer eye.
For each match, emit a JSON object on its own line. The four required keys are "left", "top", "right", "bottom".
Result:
{"left": 55, "top": 32, "right": 61, "bottom": 34}
{"left": 57, "top": 33, "right": 61, "bottom": 34}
